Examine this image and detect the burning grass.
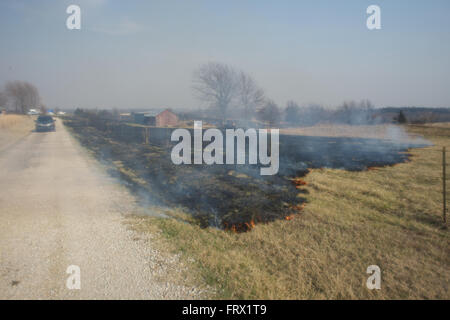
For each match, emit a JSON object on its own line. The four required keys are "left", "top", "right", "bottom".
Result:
{"left": 64, "top": 117, "right": 306, "bottom": 232}
{"left": 130, "top": 124, "right": 449, "bottom": 299}
{"left": 64, "top": 117, "right": 424, "bottom": 233}
{"left": 65, "top": 117, "right": 448, "bottom": 298}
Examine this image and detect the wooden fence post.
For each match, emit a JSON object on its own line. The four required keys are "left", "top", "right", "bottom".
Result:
{"left": 443, "top": 147, "right": 447, "bottom": 225}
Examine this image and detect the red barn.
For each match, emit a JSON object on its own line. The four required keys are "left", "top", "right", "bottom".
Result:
{"left": 156, "top": 109, "right": 178, "bottom": 127}
{"left": 132, "top": 109, "right": 178, "bottom": 126}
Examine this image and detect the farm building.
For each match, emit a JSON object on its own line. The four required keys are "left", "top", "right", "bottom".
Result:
{"left": 155, "top": 109, "right": 179, "bottom": 126}
{"left": 132, "top": 109, "right": 178, "bottom": 126}
{"left": 119, "top": 113, "right": 133, "bottom": 122}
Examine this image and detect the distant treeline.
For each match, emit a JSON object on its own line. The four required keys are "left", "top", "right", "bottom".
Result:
{"left": 376, "top": 107, "right": 450, "bottom": 124}
{"left": 179, "top": 104, "right": 450, "bottom": 127}
{"left": 73, "top": 104, "right": 450, "bottom": 129}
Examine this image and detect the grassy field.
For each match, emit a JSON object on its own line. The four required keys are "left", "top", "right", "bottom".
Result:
{"left": 129, "top": 124, "right": 450, "bottom": 299}
{"left": 0, "top": 114, "right": 27, "bottom": 129}
{"left": 0, "top": 114, "right": 34, "bottom": 151}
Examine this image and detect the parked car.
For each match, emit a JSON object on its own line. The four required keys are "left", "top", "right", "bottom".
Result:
{"left": 35, "top": 115, "right": 55, "bottom": 132}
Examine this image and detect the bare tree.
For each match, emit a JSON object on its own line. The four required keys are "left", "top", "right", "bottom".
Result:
{"left": 300, "top": 104, "right": 328, "bottom": 126}
{"left": 360, "top": 99, "right": 374, "bottom": 110}
{"left": 238, "top": 71, "right": 265, "bottom": 120}
{"left": 335, "top": 99, "right": 375, "bottom": 124}
{"left": 257, "top": 99, "right": 280, "bottom": 127}
{"left": 284, "top": 100, "right": 301, "bottom": 124}
{"left": 0, "top": 90, "right": 7, "bottom": 109}
{"left": 5, "top": 81, "right": 40, "bottom": 114}
{"left": 193, "top": 62, "right": 238, "bottom": 122}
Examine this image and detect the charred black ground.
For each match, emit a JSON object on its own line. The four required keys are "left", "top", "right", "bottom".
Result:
{"left": 64, "top": 117, "right": 428, "bottom": 232}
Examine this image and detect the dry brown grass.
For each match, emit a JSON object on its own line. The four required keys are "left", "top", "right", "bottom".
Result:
{"left": 281, "top": 124, "right": 425, "bottom": 142}
{"left": 131, "top": 124, "right": 450, "bottom": 299}
{"left": 0, "top": 114, "right": 24, "bottom": 129}
{"left": 0, "top": 114, "right": 34, "bottom": 151}
{"left": 424, "top": 122, "right": 450, "bottom": 128}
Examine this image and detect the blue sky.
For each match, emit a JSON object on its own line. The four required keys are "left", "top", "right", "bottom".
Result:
{"left": 0, "top": 0, "right": 449, "bottom": 109}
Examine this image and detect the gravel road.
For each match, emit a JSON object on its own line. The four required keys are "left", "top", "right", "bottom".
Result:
{"left": 0, "top": 119, "right": 200, "bottom": 299}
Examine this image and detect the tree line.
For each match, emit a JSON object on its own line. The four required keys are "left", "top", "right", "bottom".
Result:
{"left": 194, "top": 62, "right": 285, "bottom": 126}
{"left": 0, "top": 72, "right": 413, "bottom": 125}
{"left": 0, "top": 81, "right": 41, "bottom": 114}
{"left": 192, "top": 62, "right": 414, "bottom": 126}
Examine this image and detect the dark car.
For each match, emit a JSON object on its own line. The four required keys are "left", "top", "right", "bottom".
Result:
{"left": 35, "top": 115, "right": 55, "bottom": 132}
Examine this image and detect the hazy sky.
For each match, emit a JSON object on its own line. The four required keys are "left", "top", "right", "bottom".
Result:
{"left": 0, "top": 0, "right": 449, "bottom": 109}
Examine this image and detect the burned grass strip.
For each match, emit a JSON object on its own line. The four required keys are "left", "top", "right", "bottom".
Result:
{"left": 64, "top": 116, "right": 427, "bottom": 232}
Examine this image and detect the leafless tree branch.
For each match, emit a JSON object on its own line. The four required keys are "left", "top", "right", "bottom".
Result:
{"left": 238, "top": 71, "right": 265, "bottom": 120}
{"left": 5, "top": 81, "right": 40, "bottom": 114}
{"left": 193, "top": 62, "right": 238, "bottom": 121}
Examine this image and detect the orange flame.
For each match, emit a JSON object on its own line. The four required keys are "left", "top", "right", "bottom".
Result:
{"left": 224, "top": 202, "right": 307, "bottom": 232}
{"left": 290, "top": 203, "right": 305, "bottom": 211}
{"left": 292, "top": 177, "right": 308, "bottom": 188}
{"left": 244, "top": 219, "right": 256, "bottom": 230}
{"left": 225, "top": 218, "right": 257, "bottom": 233}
